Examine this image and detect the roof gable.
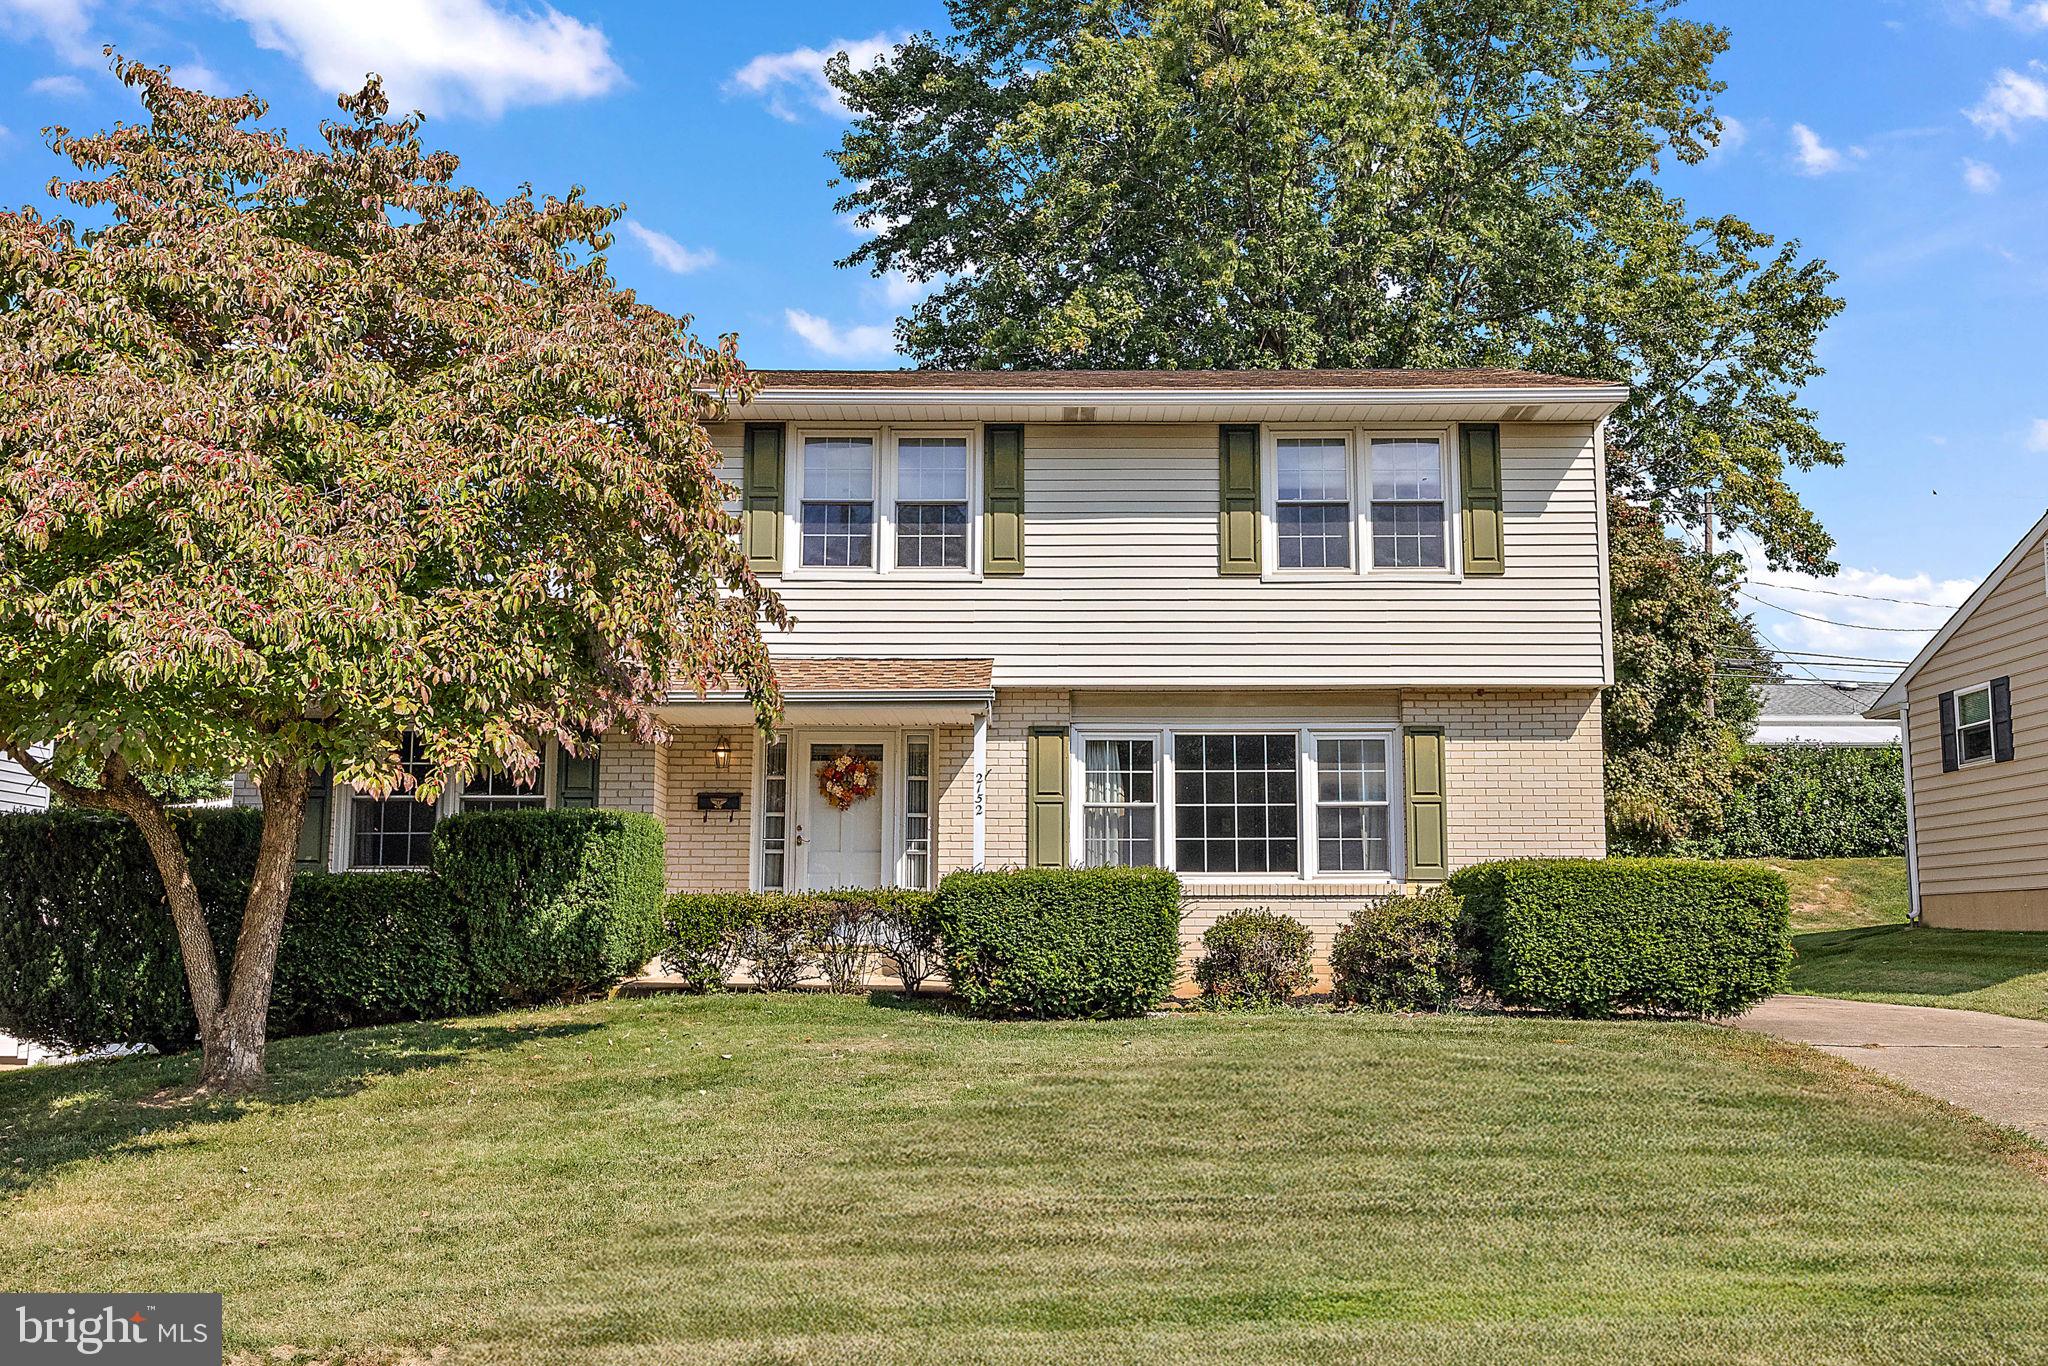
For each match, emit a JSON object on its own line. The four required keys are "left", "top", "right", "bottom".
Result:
{"left": 1870, "top": 508, "right": 2048, "bottom": 716}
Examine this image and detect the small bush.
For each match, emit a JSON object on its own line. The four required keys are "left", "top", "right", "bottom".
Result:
{"left": 741, "top": 896, "right": 822, "bottom": 990}
{"left": 1328, "top": 889, "right": 1472, "bottom": 1012}
{"left": 935, "top": 867, "right": 1182, "bottom": 1019}
{"left": 1193, "top": 910, "right": 1313, "bottom": 1008}
{"left": 867, "top": 890, "right": 945, "bottom": 993}
{"left": 1452, "top": 858, "right": 1790, "bottom": 1018}
{"left": 435, "top": 808, "right": 667, "bottom": 1002}
{"left": 807, "top": 894, "right": 877, "bottom": 994}
{"left": 661, "top": 893, "right": 759, "bottom": 991}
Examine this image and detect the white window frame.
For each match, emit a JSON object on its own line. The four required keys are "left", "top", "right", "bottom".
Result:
{"left": 901, "top": 731, "right": 936, "bottom": 889}
{"left": 1262, "top": 425, "right": 1461, "bottom": 581}
{"left": 1077, "top": 731, "right": 1163, "bottom": 869}
{"left": 1308, "top": 731, "right": 1397, "bottom": 877}
{"left": 783, "top": 427, "right": 983, "bottom": 581}
{"left": 337, "top": 741, "right": 565, "bottom": 872}
{"left": 1953, "top": 681, "right": 1997, "bottom": 767}
{"left": 754, "top": 732, "right": 792, "bottom": 891}
{"left": 1365, "top": 430, "right": 1458, "bottom": 578}
{"left": 1066, "top": 722, "right": 1406, "bottom": 884}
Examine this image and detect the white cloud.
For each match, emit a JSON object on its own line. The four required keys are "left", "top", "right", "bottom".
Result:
{"left": 879, "top": 270, "right": 932, "bottom": 308}
{"left": 620, "top": 221, "right": 716, "bottom": 275}
{"left": 27, "top": 72, "right": 87, "bottom": 98}
{"left": 1743, "top": 558, "right": 1978, "bottom": 664}
{"left": 784, "top": 308, "right": 898, "bottom": 361}
{"left": 1962, "top": 157, "right": 2002, "bottom": 192}
{"left": 0, "top": 0, "right": 96, "bottom": 65}
{"left": 728, "top": 32, "right": 900, "bottom": 123}
{"left": 1788, "top": 123, "right": 1847, "bottom": 175}
{"left": 167, "top": 60, "right": 226, "bottom": 95}
{"left": 215, "top": 0, "right": 623, "bottom": 118}
{"left": 2028, "top": 418, "right": 2048, "bottom": 452}
{"left": 1713, "top": 114, "right": 1748, "bottom": 155}
{"left": 1980, "top": 0, "right": 2048, "bottom": 28}
{"left": 1967, "top": 64, "right": 2048, "bottom": 137}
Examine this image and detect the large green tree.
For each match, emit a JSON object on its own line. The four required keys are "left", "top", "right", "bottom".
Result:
{"left": 832, "top": 0, "right": 1841, "bottom": 569}
{"left": 0, "top": 60, "right": 784, "bottom": 1090}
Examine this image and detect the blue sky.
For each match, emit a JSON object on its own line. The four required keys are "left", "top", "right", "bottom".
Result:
{"left": 0, "top": 1, "right": 2044, "bottom": 670}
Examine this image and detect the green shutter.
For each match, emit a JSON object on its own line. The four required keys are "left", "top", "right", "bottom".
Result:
{"left": 742, "top": 423, "right": 785, "bottom": 575}
{"left": 295, "top": 769, "right": 331, "bottom": 870}
{"left": 1459, "top": 423, "right": 1505, "bottom": 576}
{"left": 558, "top": 746, "right": 600, "bottom": 809}
{"left": 1403, "top": 728, "right": 1448, "bottom": 882}
{"left": 1218, "top": 424, "right": 1261, "bottom": 575}
{"left": 985, "top": 423, "right": 1026, "bottom": 575}
{"left": 1025, "top": 726, "right": 1069, "bottom": 868}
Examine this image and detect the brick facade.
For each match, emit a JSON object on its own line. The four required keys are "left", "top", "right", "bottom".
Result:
{"left": 1397, "top": 689, "right": 1606, "bottom": 865}
{"left": 980, "top": 688, "right": 1072, "bottom": 867}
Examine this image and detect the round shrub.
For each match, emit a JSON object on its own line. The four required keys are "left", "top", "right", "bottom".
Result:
{"left": 1329, "top": 887, "right": 1472, "bottom": 1012}
{"left": 936, "top": 867, "right": 1182, "bottom": 1019}
{"left": 1193, "top": 909, "right": 1312, "bottom": 1007}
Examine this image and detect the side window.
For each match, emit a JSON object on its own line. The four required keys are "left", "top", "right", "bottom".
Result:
{"left": 800, "top": 437, "right": 877, "bottom": 568}
{"left": 895, "top": 437, "right": 970, "bottom": 569}
{"left": 1082, "top": 738, "right": 1158, "bottom": 868}
{"left": 1274, "top": 437, "right": 1352, "bottom": 570}
{"left": 351, "top": 735, "right": 438, "bottom": 869}
{"left": 1955, "top": 685, "right": 1995, "bottom": 764}
{"left": 1369, "top": 438, "right": 1448, "bottom": 569}
{"left": 1314, "top": 737, "right": 1390, "bottom": 873}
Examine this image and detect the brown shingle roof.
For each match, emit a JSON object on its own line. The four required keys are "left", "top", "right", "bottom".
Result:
{"left": 750, "top": 368, "right": 1615, "bottom": 392}
{"left": 688, "top": 658, "right": 994, "bottom": 698}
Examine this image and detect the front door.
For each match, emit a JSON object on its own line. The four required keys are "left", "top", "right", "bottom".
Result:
{"left": 799, "top": 742, "right": 886, "bottom": 889}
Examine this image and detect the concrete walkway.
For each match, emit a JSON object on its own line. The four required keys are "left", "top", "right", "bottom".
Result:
{"left": 1733, "top": 995, "right": 2048, "bottom": 1142}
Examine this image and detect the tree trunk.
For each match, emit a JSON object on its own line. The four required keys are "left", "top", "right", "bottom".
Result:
{"left": 119, "top": 790, "right": 231, "bottom": 1059}
{"left": 202, "top": 762, "right": 310, "bottom": 1092}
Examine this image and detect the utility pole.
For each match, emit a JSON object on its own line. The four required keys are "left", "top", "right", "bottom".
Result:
{"left": 1703, "top": 488, "right": 1717, "bottom": 721}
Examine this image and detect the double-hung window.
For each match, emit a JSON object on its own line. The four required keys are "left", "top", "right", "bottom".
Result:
{"left": 461, "top": 766, "right": 546, "bottom": 813}
{"left": 351, "top": 734, "right": 439, "bottom": 869}
{"left": 1369, "top": 438, "right": 1447, "bottom": 569}
{"left": 895, "top": 437, "right": 970, "bottom": 569}
{"left": 800, "top": 436, "right": 876, "bottom": 568}
{"left": 1955, "top": 685, "right": 1995, "bottom": 764}
{"left": 1314, "top": 737, "right": 1391, "bottom": 873}
{"left": 1275, "top": 437, "right": 1351, "bottom": 569}
{"left": 1172, "top": 733, "right": 1299, "bottom": 874}
{"left": 1083, "top": 738, "right": 1158, "bottom": 867}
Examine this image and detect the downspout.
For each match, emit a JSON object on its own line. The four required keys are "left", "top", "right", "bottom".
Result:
{"left": 1899, "top": 702, "right": 1921, "bottom": 922}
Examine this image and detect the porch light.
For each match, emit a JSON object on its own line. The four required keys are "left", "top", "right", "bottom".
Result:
{"left": 711, "top": 733, "right": 733, "bottom": 770}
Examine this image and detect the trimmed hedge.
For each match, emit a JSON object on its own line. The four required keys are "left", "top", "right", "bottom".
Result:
{"left": 0, "top": 805, "right": 665, "bottom": 1053}
{"left": 1192, "top": 909, "right": 1312, "bottom": 1008}
{"left": 1685, "top": 745, "right": 1906, "bottom": 860}
{"left": 935, "top": 867, "right": 1182, "bottom": 1019}
{"left": 1328, "top": 888, "right": 1473, "bottom": 1012}
{"left": 1451, "top": 858, "right": 1790, "bottom": 1018}
{"left": 660, "top": 888, "right": 940, "bottom": 994}
{"left": 434, "top": 809, "right": 667, "bottom": 1003}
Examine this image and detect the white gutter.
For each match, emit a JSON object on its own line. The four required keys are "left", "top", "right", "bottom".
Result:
{"left": 737, "top": 384, "right": 1631, "bottom": 413}
{"left": 667, "top": 687, "right": 996, "bottom": 706}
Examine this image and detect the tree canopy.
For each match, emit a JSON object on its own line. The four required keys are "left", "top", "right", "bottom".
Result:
{"left": 0, "top": 58, "right": 782, "bottom": 1087}
{"left": 830, "top": 0, "right": 1845, "bottom": 572}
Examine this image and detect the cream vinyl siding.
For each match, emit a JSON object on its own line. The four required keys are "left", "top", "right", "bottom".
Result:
{"left": 1905, "top": 526, "right": 2048, "bottom": 898}
{"left": 0, "top": 749, "right": 50, "bottom": 813}
{"left": 717, "top": 421, "right": 1607, "bottom": 688}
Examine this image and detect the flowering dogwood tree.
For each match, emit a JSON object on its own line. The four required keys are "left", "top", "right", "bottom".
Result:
{"left": 0, "top": 58, "right": 784, "bottom": 1090}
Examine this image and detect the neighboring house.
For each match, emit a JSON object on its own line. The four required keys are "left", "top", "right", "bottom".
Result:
{"left": 237, "top": 369, "right": 1624, "bottom": 963}
{"left": 1870, "top": 509, "right": 2048, "bottom": 929}
{"left": 0, "top": 748, "right": 51, "bottom": 814}
{"left": 1751, "top": 682, "right": 1899, "bottom": 747}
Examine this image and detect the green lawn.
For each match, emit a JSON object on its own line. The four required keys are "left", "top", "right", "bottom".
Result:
{"left": 5, "top": 994, "right": 2048, "bottom": 1364}
{"left": 1754, "top": 856, "right": 2048, "bottom": 1022}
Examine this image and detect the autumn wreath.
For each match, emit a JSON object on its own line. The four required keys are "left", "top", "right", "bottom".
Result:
{"left": 817, "top": 750, "right": 879, "bottom": 810}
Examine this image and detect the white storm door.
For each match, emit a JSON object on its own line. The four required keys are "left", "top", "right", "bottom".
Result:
{"left": 797, "top": 740, "right": 887, "bottom": 890}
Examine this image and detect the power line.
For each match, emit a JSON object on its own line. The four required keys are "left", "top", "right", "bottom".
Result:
{"left": 1746, "top": 580, "right": 1956, "bottom": 610}
{"left": 1737, "top": 590, "right": 1941, "bottom": 632}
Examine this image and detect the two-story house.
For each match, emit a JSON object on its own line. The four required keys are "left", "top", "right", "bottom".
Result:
{"left": 262, "top": 369, "right": 1623, "bottom": 963}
